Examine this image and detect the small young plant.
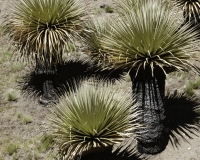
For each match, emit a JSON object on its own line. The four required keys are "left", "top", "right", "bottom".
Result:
{"left": 93, "top": 7, "right": 102, "bottom": 15}
{"left": 22, "top": 115, "right": 32, "bottom": 124}
{"left": 185, "top": 83, "right": 195, "bottom": 96}
{"left": 184, "top": 78, "right": 200, "bottom": 96}
{"left": 11, "top": 62, "right": 25, "bottom": 72}
{"left": 0, "top": 49, "right": 12, "bottom": 64}
{"left": 4, "top": 89, "right": 19, "bottom": 102}
{"left": 17, "top": 113, "right": 23, "bottom": 119}
{"left": 12, "top": 153, "right": 18, "bottom": 160}
{"left": 192, "top": 78, "right": 200, "bottom": 89}
{"left": 37, "top": 134, "right": 54, "bottom": 152}
{"left": 5, "top": 142, "right": 19, "bottom": 155}
{"left": 17, "top": 113, "right": 32, "bottom": 124}
{"left": 104, "top": 5, "right": 114, "bottom": 13}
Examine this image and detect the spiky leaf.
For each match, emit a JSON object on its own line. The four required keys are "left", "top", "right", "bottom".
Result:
{"left": 8, "top": 0, "right": 86, "bottom": 70}
{"left": 117, "top": 0, "right": 137, "bottom": 15}
{"left": 50, "top": 79, "right": 140, "bottom": 159}
{"left": 82, "top": 18, "right": 111, "bottom": 65}
{"left": 99, "top": 0, "right": 199, "bottom": 77}
{"left": 172, "top": 0, "right": 200, "bottom": 23}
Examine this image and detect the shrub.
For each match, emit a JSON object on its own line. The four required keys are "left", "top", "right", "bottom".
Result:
{"left": 104, "top": 5, "right": 114, "bottom": 13}
{"left": 185, "top": 83, "right": 195, "bottom": 96}
{"left": 6, "top": 143, "right": 19, "bottom": 155}
{"left": 17, "top": 113, "right": 32, "bottom": 124}
{"left": 37, "top": 134, "right": 54, "bottom": 152}
{"left": 5, "top": 89, "right": 19, "bottom": 101}
{"left": 184, "top": 78, "right": 200, "bottom": 96}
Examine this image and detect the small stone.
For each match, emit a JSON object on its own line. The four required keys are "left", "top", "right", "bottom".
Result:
{"left": 188, "top": 147, "right": 191, "bottom": 150}
{"left": 100, "top": 4, "right": 106, "bottom": 8}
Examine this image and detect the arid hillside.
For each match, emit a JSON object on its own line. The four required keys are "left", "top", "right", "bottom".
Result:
{"left": 0, "top": 0, "right": 200, "bottom": 160}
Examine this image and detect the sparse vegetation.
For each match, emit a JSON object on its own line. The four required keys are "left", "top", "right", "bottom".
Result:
{"left": 11, "top": 62, "right": 25, "bottom": 72}
{"left": 0, "top": 49, "right": 12, "bottom": 64}
{"left": 26, "top": 151, "right": 40, "bottom": 160}
{"left": 22, "top": 115, "right": 32, "bottom": 124}
{"left": 93, "top": 7, "right": 102, "bottom": 15}
{"left": 185, "top": 83, "right": 195, "bottom": 96}
{"left": 104, "top": 5, "right": 114, "bottom": 13}
{"left": 5, "top": 142, "right": 19, "bottom": 155}
{"left": 4, "top": 89, "right": 19, "bottom": 102}
{"left": 12, "top": 153, "right": 18, "bottom": 160}
{"left": 20, "top": 135, "right": 56, "bottom": 159}
{"left": 17, "top": 113, "right": 32, "bottom": 124}
{"left": 37, "top": 134, "right": 54, "bottom": 152}
{"left": 185, "top": 78, "right": 200, "bottom": 96}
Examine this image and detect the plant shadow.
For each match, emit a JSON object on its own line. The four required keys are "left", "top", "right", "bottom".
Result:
{"left": 78, "top": 141, "right": 148, "bottom": 160}
{"left": 164, "top": 91, "right": 200, "bottom": 148}
{"left": 20, "top": 59, "right": 124, "bottom": 99}
{"left": 112, "top": 90, "right": 200, "bottom": 157}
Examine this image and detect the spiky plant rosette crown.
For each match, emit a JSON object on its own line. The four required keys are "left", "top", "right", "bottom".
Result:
{"left": 172, "top": 0, "right": 200, "bottom": 22}
{"left": 82, "top": 18, "right": 112, "bottom": 66}
{"left": 100, "top": 0, "right": 200, "bottom": 77}
{"left": 50, "top": 79, "right": 140, "bottom": 159}
{"left": 8, "top": 0, "right": 85, "bottom": 70}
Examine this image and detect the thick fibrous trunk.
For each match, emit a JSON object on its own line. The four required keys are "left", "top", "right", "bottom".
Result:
{"left": 43, "top": 79, "right": 55, "bottom": 100}
{"left": 131, "top": 69, "right": 168, "bottom": 154}
{"left": 36, "top": 63, "right": 57, "bottom": 104}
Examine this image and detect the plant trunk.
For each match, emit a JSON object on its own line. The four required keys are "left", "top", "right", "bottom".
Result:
{"left": 36, "top": 59, "right": 57, "bottom": 105}
{"left": 131, "top": 69, "right": 168, "bottom": 154}
{"left": 42, "top": 79, "right": 55, "bottom": 100}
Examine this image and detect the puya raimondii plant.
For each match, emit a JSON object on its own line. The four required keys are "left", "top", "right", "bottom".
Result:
{"left": 7, "top": 0, "right": 86, "bottom": 102}
{"left": 50, "top": 79, "right": 140, "bottom": 159}
{"left": 7, "top": 0, "right": 86, "bottom": 71}
{"left": 83, "top": 0, "right": 200, "bottom": 154}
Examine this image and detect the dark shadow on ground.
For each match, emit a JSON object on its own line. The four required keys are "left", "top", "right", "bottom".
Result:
{"left": 109, "top": 91, "right": 200, "bottom": 157}
{"left": 164, "top": 91, "right": 200, "bottom": 148}
{"left": 20, "top": 59, "right": 124, "bottom": 100}
{"left": 78, "top": 143, "right": 148, "bottom": 160}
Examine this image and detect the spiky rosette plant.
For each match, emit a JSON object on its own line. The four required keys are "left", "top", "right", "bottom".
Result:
{"left": 172, "top": 0, "right": 200, "bottom": 23}
{"left": 8, "top": 0, "right": 85, "bottom": 71}
{"left": 82, "top": 18, "right": 111, "bottom": 67}
{"left": 7, "top": 0, "right": 86, "bottom": 103}
{"left": 90, "top": 0, "right": 200, "bottom": 154}
{"left": 101, "top": 0, "right": 199, "bottom": 74}
{"left": 50, "top": 79, "right": 140, "bottom": 160}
